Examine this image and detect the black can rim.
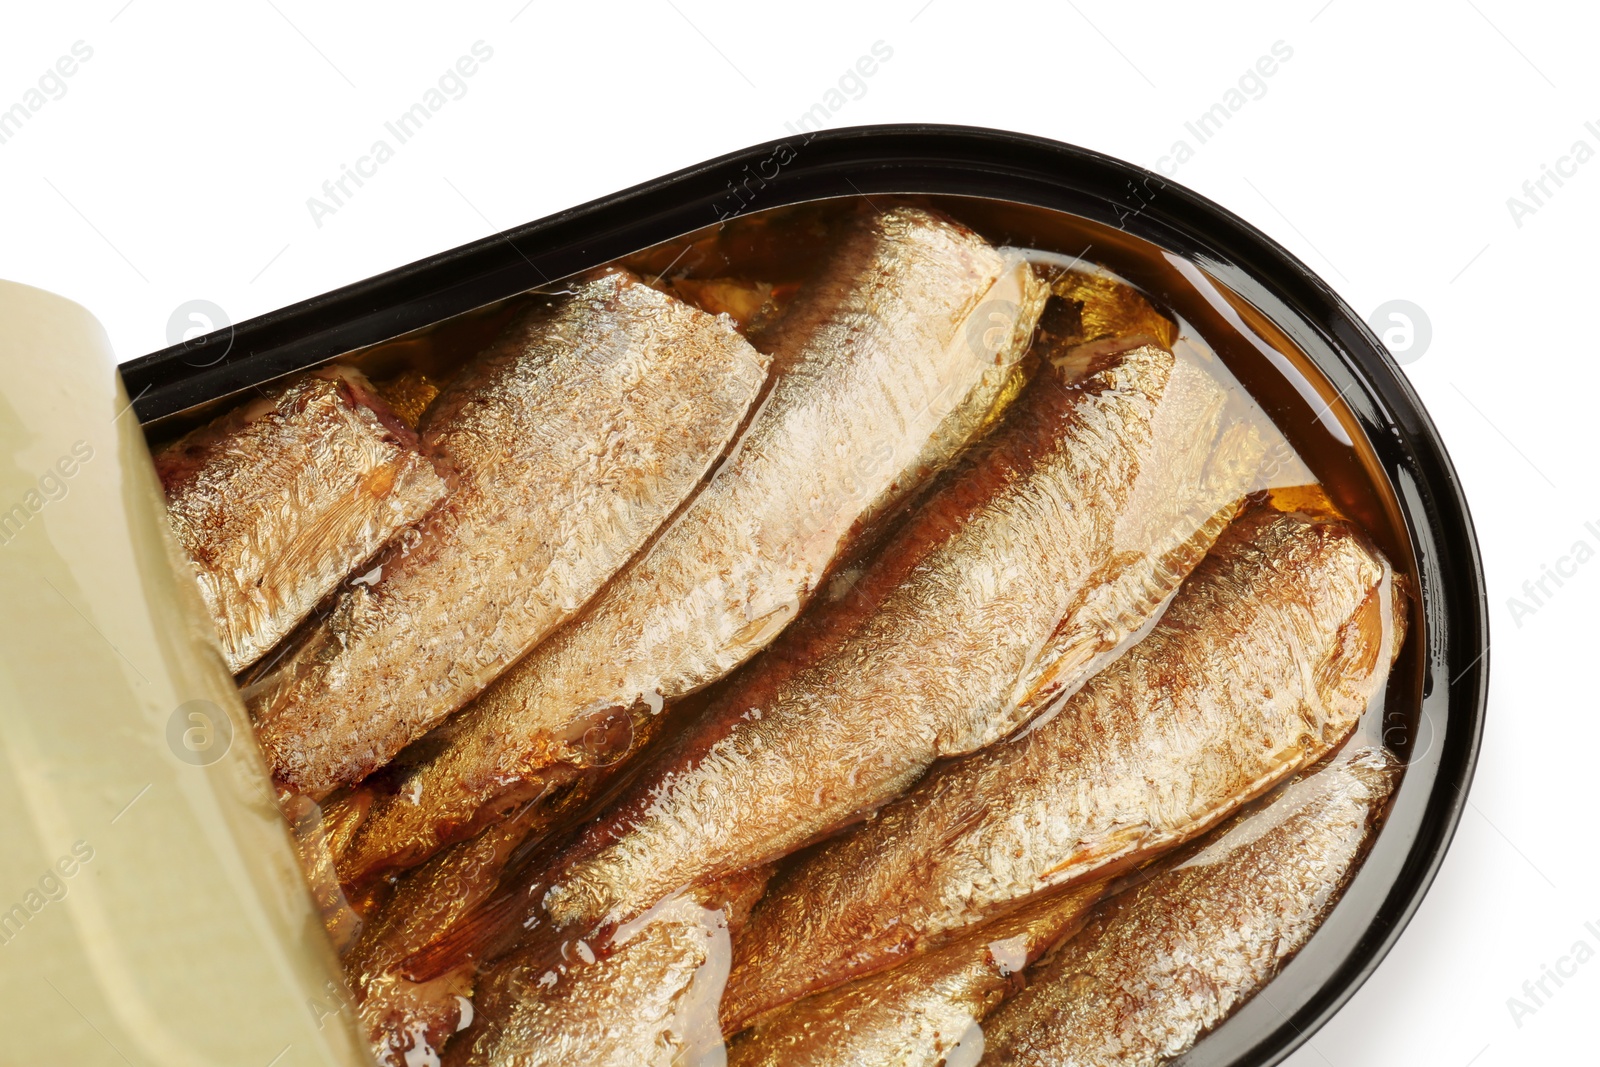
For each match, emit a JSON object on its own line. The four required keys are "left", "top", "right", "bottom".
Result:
{"left": 122, "top": 123, "right": 1487, "bottom": 1067}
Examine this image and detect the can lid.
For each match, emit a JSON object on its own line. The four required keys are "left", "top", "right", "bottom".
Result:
{"left": 0, "top": 281, "right": 368, "bottom": 1066}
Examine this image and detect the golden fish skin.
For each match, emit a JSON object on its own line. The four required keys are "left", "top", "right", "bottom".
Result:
{"left": 721, "top": 505, "right": 1407, "bottom": 1027}
{"left": 336, "top": 207, "right": 1047, "bottom": 882}
{"left": 726, "top": 881, "right": 1107, "bottom": 1067}
{"left": 352, "top": 710, "right": 677, "bottom": 1063}
{"left": 361, "top": 968, "right": 472, "bottom": 1067}
{"left": 456, "top": 869, "right": 771, "bottom": 1067}
{"left": 375, "top": 369, "right": 441, "bottom": 429}
{"left": 350, "top": 809, "right": 541, "bottom": 1067}
{"left": 535, "top": 337, "right": 1263, "bottom": 943}
{"left": 155, "top": 366, "right": 447, "bottom": 674}
{"left": 979, "top": 748, "right": 1399, "bottom": 1066}
{"left": 280, "top": 791, "right": 369, "bottom": 954}
{"left": 249, "top": 269, "right": 772, "bottom": 800}
{"left": 1038, "top": 269, "right": 1179, "bottom": 354}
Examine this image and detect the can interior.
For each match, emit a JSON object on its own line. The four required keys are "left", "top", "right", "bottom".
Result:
{"left": 134, "top": 189, "right": 1441, "bottom": 1067}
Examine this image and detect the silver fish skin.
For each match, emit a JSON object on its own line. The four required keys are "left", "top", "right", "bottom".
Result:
{"left": 725, "top": 881, "right": 1106, "bottom": 1067}
{"left": 978, "top": 748, "right": 1399, "bottom": 1066}
{"left": 155, "top": 365, "right": 446, "bottom": 673}
{"left": 249, "top": 269, "right": 771, "bottom": 799}
{"left": 721, "top": 505, "right": 1406, "bottom": 1027}
{"left": 536, "top": 339, "right": 1262, "bottom": 944}
{"left": 335, "top": 207, "right": 1046, "bottom": 881}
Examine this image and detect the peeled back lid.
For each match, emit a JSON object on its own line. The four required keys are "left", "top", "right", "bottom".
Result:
{"left": 0, "top": 280, "right": 369, "bottom": 1066}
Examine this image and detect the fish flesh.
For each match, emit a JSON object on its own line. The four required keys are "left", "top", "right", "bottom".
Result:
{"left": 455, "top": 868, "right": 772, "bottom": 1067}
{"left": 334, "top": 206, "right": 1048, "bottom": 882}
{"left": 978, "top": 748, "right": 1399, "bottom": 1066}
{"left": 155, "top": 366, "right": 447, "bottom": 673}
{"left": 725, "top": 881, "right": 1107, "bottom": 1067}
{"left": 248, "top": 268, "right": 773, "bottom": 799}
{"left": 721, "top": 504, "right": 1407, "bottom": 1027}
{"left": 528, "top": 333, "right": 1265, "bottom": 949}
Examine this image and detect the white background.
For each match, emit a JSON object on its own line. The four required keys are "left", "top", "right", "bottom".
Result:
{"left": 3, "top": 2, "right": 1595, "bottom": 1063}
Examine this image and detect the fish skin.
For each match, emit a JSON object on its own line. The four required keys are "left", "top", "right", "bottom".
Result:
{"left": 534, "top": 335, "right": 1263, "bottom": 945}
{"left": 361, "top": 968, "right": 473, "bottom": 1067}
{"left": 351, "top": 706, "right": 679, "bottom": 1063}
{"left": 336, "top": 207, "right": 1047, "bottom": 882}
{"left": 375, "top": 369, "right": 442, "bottom": 429}
{"left": 1038, "top": 269, "right": 1179, "bottom": 354}
{"left": 725, "top": 880, "right": 1107, "bottom": 1067}
{"left": 349, "top": 808, "right": 543, "bottom": 1067}
{"left": 249, "top": 269, "right": 772, "bottom": 800}
{"left": 155, "top": 366, "right": 447, "bottom": 674}
{"left": 280, "top": 791, "right": 369, "bottom": 954}
{"left": 721, "top": 505, "right": 1407, "bottom": 1027}
{"left": 978, "top": 748, "right": 1400, "bottom": 1066}
{"left": 455, "top": 869, "right": 771, "bottom": 1067}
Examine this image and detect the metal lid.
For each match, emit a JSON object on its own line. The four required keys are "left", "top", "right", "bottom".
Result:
{"left": 0, "top": 280, "right": 367, "bottom": 1066}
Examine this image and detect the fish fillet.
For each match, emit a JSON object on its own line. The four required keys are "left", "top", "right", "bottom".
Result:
{"left": 155, "top": 366, "right": 446, "bottom": 673}
{"left": 978, "top": 748, "right": 1399, "bottom": 1066}
{"left": 726, "top": 881, "right": 1106, "bottom": 1067}
{"left": 721, "top": 504, "right": 1407, "bottom": 1026}
{"left": 531, "top": 336, "right": 1264, "bottom": 948}
{"left": 335, "top": 206, "right": 1047, "bottom": 882}
{"left": 248, "top": 269, "right": 772, "bottom": 799}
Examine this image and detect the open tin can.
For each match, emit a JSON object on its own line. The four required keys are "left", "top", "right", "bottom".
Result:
{"left": 17, "top": 125, "right": 1484, "bottom": 1066}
